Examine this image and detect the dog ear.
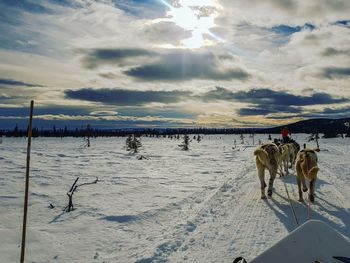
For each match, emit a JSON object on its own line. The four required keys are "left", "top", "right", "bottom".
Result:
{"left": 313, "top": 148, "right": 320, "bottom": 152}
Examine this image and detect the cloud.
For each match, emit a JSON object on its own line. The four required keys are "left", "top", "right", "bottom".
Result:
{"left": 98, "top": 72, "right": 118, "bottom": 79}
{"left": 65, "top": 86, "right": 348, "bottom": 109}
{"left": 0, "top": 78, "right": 44, "bottom": 87}
{"left": 265, "top": 105, "right": 350, "bottom": 119}
{"left": 0, "top": 0, "right": 77, "bottom": 55}
{"left": 82, "top": 48, "right": 157, "bottom": 69}
{"left": 0, "top": 94, "right": 11, "bottom": 100}
{"left": 322, "top": 106, "right": 350, "bottom": 115}
{"left": 321, "top": 47, "right": 350, "bottom": 56}
{"left": 64, "top": 88, "right": 192, "bottom": 105}
{"left": 238, "top": 105, "right": 302, "bottom": 116}
{"left": 124, "top": 50, "right": 250, "bottom": 81}
{"left": 198, "top": 87, "right": 349, "bottom": 116}
{"left": 218, "top": 0, "right": 350, "bottom": 27}
{"left": 269, "top": 0, "right": 297, "bottom": 10}
{"left": 0, "top": 106, "right": 194, "bottom": 129}
{"left": 200, "top": 87, "right": 348, "bottom": 105}
{"left": 143, "top": 21, "right": 192, "bottom": 45}
{"left": 0, "top": 102, "right": 197, "bottom": 129}
{"left": 0, "top": 106, "right": 90, "bottom": 117}
{"left": 115, "top": 106, "right": 195, "bottom": 119}
{"left": 89, "top": 110, "right": 118, "bottom": 116}
{"left": 81, "top": 48, "right": 249, "bottom": 82}
{"left": 321, "top": 67, "right": 350, "bottom": 79}
{"left": 0, "top": 114, "right": 193, "bottom": 129}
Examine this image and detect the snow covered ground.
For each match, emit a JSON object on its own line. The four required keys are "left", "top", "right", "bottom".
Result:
{"left": 0, "top": 134, "right": 349, "bottom": 263}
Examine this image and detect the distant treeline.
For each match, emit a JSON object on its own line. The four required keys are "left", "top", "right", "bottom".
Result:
{"left": 0, "top": 125, "right": 259, "bottom": 138}
{"left": 1, "top": 118, "right": 349, "bottom": 138}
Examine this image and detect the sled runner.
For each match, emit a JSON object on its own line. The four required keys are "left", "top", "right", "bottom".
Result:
{"left": 234, "top": 220, "right": 350, "bottom": 263}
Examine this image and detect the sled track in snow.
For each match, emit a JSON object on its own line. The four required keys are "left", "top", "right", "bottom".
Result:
{"left": 169, "top": 165, "right": 316, "bottom": 261}
{"left": 170, "top": 165, "right": 285, "bottom": 262}
{"left": 134, "top": 163, "right": 257, "bottom": 263}
{"left": 215, "top": 177, "right": 295, "bottom": 261}
{"left": 172, "top": 168, "right": 309, "bottom": 262}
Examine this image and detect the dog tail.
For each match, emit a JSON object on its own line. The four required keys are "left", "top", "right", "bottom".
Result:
{"left": 308, "top": 166, "right": 319, "bottom": 180}
{"left": 254, "top": 148, "right": 269, "bottom": 164}
{"left": 254, "top": 148, "right": 268, "bottom": 158}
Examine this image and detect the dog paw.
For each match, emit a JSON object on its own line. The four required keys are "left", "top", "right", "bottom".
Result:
{"left": 261, "top": 195, "right": 267, "bottom": 199}
{"left": 303, "top": 187, "right": 308, "bottom": 192}
{"left": 267, "top": 190, "right": 273, "bottom": 196}
{"left": 298, "top": 198, "right": 304, "bottom": 202}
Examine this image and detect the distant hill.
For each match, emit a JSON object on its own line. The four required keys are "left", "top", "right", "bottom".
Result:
{"left": 260, "top": 118, "right": 350, "bottom": 134}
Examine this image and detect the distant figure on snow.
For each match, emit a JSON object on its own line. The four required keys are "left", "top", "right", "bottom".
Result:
{"left": 281, "top": 126, "right": 290, "bottom": 143}
{"left": 268, "top": 134, "right": 272, "bottom": 140}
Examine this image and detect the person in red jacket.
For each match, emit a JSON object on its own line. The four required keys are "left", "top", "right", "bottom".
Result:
{"left": 281, "top": 126, "right": 290, "bottom": 143}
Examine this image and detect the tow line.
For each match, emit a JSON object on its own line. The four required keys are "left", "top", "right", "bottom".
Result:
{"left": 281, "top": 175, "right": 300, "bottom": 227}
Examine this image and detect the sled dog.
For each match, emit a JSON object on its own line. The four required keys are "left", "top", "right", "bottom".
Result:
{"left": 278, "top": 143, "right": 295, "bottom": 175}
{"left": 289, "top": 139, "right": 300, "bottom": 167}
{"left": 254, "top": 143, "right": 281, "bottom": 199}
{"left": 295, "top": 148, "right": 320, "bottom": 203}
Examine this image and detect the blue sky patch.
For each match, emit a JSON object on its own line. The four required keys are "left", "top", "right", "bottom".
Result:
{"left": 112, "top": 0, "right": 167, "bottom": 19}
{"left": 0, "top": 0, "right": 51, "bottom": 14}
{"left": 334, "top": 20, "right": 350, "bottom": 28}
{"left": 270, "top": 23, "right": 315, "bottom": 36}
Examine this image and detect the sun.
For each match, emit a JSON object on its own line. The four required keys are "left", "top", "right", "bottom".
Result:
{"left": 159, "top": 0, "right": 222, "bottom": 49}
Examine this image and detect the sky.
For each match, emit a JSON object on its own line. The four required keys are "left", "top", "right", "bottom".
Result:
{"left": 0, "top": 0, "right": 349, "bottom": 129}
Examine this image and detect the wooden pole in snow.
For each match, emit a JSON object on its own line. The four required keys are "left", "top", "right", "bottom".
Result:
{"left": 315, "top": 133, "right": 320, "bottom": 149}
{"left": 20, "top": 100, "right": 34, "bottom": 263}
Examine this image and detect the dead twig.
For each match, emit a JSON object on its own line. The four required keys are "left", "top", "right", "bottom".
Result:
{"left": 63, "top": 177, "right": 98, "bottom": 212}
{"left": 77, "top": 177, "right": 98, "bottom": 187}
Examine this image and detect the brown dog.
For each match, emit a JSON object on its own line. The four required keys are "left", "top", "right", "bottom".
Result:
{"left": 254, "top": 143, "right": 281, "bottom": 199}
{"left": 295, "top": 148, "right": 320, "bottom": 203}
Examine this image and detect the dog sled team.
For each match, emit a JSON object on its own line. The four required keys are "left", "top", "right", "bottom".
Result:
{"left": 254, "top": 126, "right": 320, "bottom": 203}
